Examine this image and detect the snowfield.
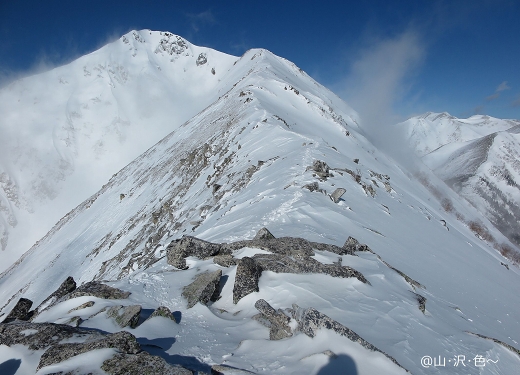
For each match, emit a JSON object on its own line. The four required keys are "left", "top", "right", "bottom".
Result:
{"left": 0, "top": 30, "right": 519, "bottom": 374}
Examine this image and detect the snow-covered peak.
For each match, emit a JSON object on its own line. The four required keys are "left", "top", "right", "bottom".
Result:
{"left": 399, "top": 111, "right": 520, "bottom": 156}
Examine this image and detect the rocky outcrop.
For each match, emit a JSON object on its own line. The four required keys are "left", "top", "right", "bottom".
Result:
{"left": 342, "top": 236, "right": 372, "bottom": 253}
{"left": 62, "top": 281, "right": 131, "bottom": 301}
{"left": 330, "top": 188, "right": 346, "bottom": 203}
{"left": 290, "top": 304, "right": 408, "bottom": 372}
{"left": 102, "top": 351, "right": 193, "bottom": 375}
{"left": 233, "top": 257, "right": 263, "bottom": 304}
{"left": 33, "top": 276, "right": 77, "bottom": 314}
{"left": 68, "top": 301, "right": 95, "bottom": 313}
{"left": 2, "top": 297, "right": 33, "bottom": 323}
{"left": 252, "top": 299, "right": 293, "bottom": 340}
{"left": 252, "top": 253, "right": 368, "bottom": 283}
{"left": 167, "top": 236, "right": 225, "bottom": 270}
{"left": 253, "top": 227, "right": 275, "bottom": 241}
{"left": 214, "top": 254, "right": 237, "bottom": 267}
{"left": 37, "top": 330, "right": 141, "bottom": 369}
{"left": 107, "top": 305, "right": 142, "bottom": 328}
{"left": 311, "top": 160, "right": 331, "bottom": 179}
{"left": 167, "top": 229, "right": 361, "bottom": 272}
{"left": 211, "top": 364, "right": 257, "bottom": 374}
{"left": 146, "top": 306, "right": 177, "bottom": 323}
{"left": 182, "top": 270, "right": 222, "bottom": 308}
{"left": 0, "top": 321, "right": 103, "bottom": 350}
{"left": 411, "top": 292, "right": 426, "bottom": 313}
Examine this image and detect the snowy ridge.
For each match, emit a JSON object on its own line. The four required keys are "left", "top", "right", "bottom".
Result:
{"left": 1, "top": 39, "right": 519, "bottom": 374}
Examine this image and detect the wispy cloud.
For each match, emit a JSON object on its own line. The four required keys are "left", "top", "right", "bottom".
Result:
{"left": 340, "top": 29, "right": 425, "bottom": 170}
{"left": 485, "top": 80, "right": 511, "bottom": 101}
{"left": 186, "top": 10, "right": 216, "bottom": 33}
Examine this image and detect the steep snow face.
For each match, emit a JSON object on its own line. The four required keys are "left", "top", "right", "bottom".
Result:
{"left": 400, "top": 112, "right": 519, "bottom": 157}
{"left": 1, "top": 49, "right": 519, "bottom": 374}
{"left": 0, "top": 30, "right": 238, "bottom": 271}
{"left": 402, "top": 113, "right": 520, "bottom": 250}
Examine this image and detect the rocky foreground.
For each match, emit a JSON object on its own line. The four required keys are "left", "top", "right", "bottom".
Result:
{"left": 0, "top": 228, "right": 422, "bottom": 374}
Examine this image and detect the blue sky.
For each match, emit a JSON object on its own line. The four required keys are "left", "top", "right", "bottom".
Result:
{"left": 1, "top": 0, "right": 519, "bottom": 121}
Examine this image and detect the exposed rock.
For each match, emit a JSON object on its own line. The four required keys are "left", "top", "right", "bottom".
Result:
{"left": 213, "top": 183, "right": 222, "bottom": 194}
{"left": 102, "top": 351, "right": 193, "bottom": 375}
{"left": 196, "top": 53, "right": 208, "bottom": 66}
{"left": 107, "top": 305, "right": 142, "bottom": 328}
{"left": 411, "top": 292, "right": 426, "bottom": 313}
{"left": 252, "top": 253, "right": 368, "bottom": 283}
{"left": 233, "top": 257, "right": 263, "bottom": 304}
{"left": 253, "top": 227, "right": 275, "bottom": 241}
{"left": 68, "top": 301, "right": 95, "bottom": 314}
{"left": 312, "top": 160, "right": 330, "bottom": 178}
{"left": 62, "top": 281, "right": 130, "bottom": 302}
{"left": 34, "top": 276, "right": 77, "bottom": 314}
{"left": 0, "top": 321, "right": 102, "bottom": 350}
{"left": 253, "top": 299, "right": 292, "bottom": 340}
{"left": 2, "top": 297, "right": 33, "bottom": 323}
{"left": 330, "top": 188, "right": 346, "bottom": 203}
{"left": 37, "top": 331, "right": 140, "bottom": 370}
{"left": 167, "top": 236, "right": 224, "bottom": 270}
{"left": 214, "top": 254, "right": 237, "bottom": 267}
{"left": 342, "top": 236, "right": 372, "bottom": 253}
{"left": 182, "top": 270, "right": 222, "bottom": 308}
{"left": 211, "top": 364, "right": 256, "bottom": 374}
{"left": 146, "top": 306, "right": 177, "bottom": 323}
{"left": 302, "top": 182, "right": 320, "bottom": 192}
{"left": 290, "top": 304, "right": 408, "bottom": 372}
{"left": 61, "top": 316, "right": 83, "bottom": 327}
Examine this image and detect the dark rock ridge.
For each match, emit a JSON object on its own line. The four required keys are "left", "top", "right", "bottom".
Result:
{"left": 2, "top": 297, "right": 33, "bottom": 323}
{"left": 411, "top": 291, "right": 427, "bottom": 313}
{"left": 0, "top": 321, "right": 104, "bottom": 350}
{"left": 102, "top": 351, "right": 193, "bottom": 375}
{"left": 0, "top": 320, "right": 194, "bottom": 373}
{"left": 33, "top": 276, "right": 76, "bottom": 315}
{"left": 167, "top": 236, "right": 225, "bottom": 270}
{"left": 61, "top": 281, "right": 131, "bottom": 302}
{"left": 146, "top": 305, "right": 177, "bottom": 323}
{"left": 166, "top": 228, "right": 360, "bottom": 264}
{"left": 251, "top": 253, "right": 368, "bottom": 282}
{"left": 182, "top": 269, "right": 222, "bottom": 308}
{"left": 233, "top": 257, "right": 263, "bottom": 304}
{"left": 37, "top": 330, "right": 140, "bottom": 369}
{"left": 252, "top": 299, "right": 293, "bottom": 340}
{"left": 165, "top": 228, "right": 372, "bottom": 304}
{"left": 107, "top": 305, "right": 142, "bottom": 328}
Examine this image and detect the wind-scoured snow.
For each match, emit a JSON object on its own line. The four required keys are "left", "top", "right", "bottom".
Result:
{"left": 0, "top": 33, "right": 519, "bottom": 374}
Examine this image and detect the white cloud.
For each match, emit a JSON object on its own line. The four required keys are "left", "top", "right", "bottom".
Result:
{"left": 496, "top": 81, "right": 510, "bottom": 92}
{"left": 340, "top": 30, "right": 425, "bottom": 169}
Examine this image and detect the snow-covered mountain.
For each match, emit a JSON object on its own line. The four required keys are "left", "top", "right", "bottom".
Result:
{"left": 401, "top": 112, "right": 520, "bottom": 253}
{"left": 0, "top": 30, "right": 238, "bottom": 272}
{"left": 1, "top": 32, "right": 520, "bottom": 374}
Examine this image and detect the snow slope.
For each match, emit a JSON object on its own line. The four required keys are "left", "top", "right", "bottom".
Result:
{"left": 0, "top": 30, "right": 238, "bottom": 272}
{"left": 1, "top": 40, "right": 519, "bottom": 374}
{"left": 401, "top": 113, "right": 520, "bottom": 250}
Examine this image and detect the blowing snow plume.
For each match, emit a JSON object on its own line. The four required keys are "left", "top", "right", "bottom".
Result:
{"left": 342, "top": 31, "right": 424, "bottom": 171}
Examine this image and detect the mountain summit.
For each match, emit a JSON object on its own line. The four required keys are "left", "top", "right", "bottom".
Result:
{"left": 0, "top": 32, "right": 519, "bottom": 374}
{"left": 0, "top": 30, "right": 238, "bottom": 270}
